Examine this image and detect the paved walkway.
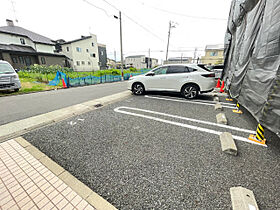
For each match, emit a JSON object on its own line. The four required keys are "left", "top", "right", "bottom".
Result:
{"left": 0, "top": 140, "right": 95, "bottom": 210}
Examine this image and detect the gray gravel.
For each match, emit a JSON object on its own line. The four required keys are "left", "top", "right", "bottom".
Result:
{"left": 23, "top": 93, "right": 280, "bottom": 209}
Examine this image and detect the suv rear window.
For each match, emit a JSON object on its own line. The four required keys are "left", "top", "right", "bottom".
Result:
{"left": 0, "top": 63, "right": 15, "bottom": 74}
{"left": 197, "top": 64, "right": 211, "bottom": 72}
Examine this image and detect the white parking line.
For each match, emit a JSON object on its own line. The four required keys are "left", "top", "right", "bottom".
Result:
{"left": 114, "top": 106, "right": 266, "bottom": 147}
{"left": 145, "top": 95, "right": 235, "bottom": 109}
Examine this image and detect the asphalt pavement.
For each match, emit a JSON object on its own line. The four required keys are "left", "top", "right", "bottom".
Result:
{"left": 23, "top": 93, "right": 280, "bottom": 209}
{"left": 0, "top": 81, "right": 127, "bottom": 125}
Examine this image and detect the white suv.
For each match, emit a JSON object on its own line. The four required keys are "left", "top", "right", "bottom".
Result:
{"left": 128, "top": 64, "right": 215, "bottom": 99}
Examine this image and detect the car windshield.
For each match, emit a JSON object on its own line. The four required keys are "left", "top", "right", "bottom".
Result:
{"left": 0, "top": 63, "right": 15, "bottom": 74}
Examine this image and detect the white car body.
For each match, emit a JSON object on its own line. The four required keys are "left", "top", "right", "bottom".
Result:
{"left": 128, "top": 64, "right": 215, "bottom": 98}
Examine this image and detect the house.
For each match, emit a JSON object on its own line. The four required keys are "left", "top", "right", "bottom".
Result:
{"left": 163, "top": 57, "right": 192, "bottom": 64}
{"left": 107, "top": 58, "right": 116, "bottom": 69}
{"left": 56, "top": 34, "right": 104, "bottom": 71}
{"left": 0, "top": 19, "right": 68, "bottom": 69}
{"left": 201, "top": 44, "right": 224, "bottom": 65}
{"left": 125, "top": 55, "right": 158, "bottom": 69}
{"left": 98, "top": 44, "right": 107, "bottom": 70}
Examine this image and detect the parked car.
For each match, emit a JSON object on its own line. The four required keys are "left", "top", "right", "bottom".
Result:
{"left": 128, "top": 64, "right": 215, "bottom": 99}
{"left": 210, "top": 65, "right": 224, "bottom": 79}
{"left": 0, "top": 60, "right": 21, "bottom": 92}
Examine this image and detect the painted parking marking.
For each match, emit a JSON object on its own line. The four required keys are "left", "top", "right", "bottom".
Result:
{"left": 145, "top": 95, "right": 235, "bottom": 109}
{"left": 114, "top": 106, "right": 266, "bottom": 147}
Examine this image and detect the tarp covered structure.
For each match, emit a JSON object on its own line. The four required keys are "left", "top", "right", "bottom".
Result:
{"left": 223, "top": 0, "right": 280, "bottom": 136}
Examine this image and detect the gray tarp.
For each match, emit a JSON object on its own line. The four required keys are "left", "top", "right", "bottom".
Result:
{"left": 223, "top": 0, "right": 280, "bottom": 136}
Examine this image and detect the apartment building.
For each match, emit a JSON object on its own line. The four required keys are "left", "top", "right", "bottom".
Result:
{"left": 125, "top": 55, "right": 158, "bottom": 69}
{"left": 201, "top": 44, "right": 224, "bottom": 65}
{"left": 58, "top": 34, "right": 101, "bottom": 71}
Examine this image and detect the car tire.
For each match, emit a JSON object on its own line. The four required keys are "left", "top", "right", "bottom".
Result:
{"left": 132, "top": 83, "right": 145, "bottom": 95}
{"left": 181, "top": 84, "right": 199, "bottom": 99}
{"left": 14, "top": 88, "right": 19, "bottom": 92}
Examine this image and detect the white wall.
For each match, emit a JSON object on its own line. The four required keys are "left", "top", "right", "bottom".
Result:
{"left": 60, "top": 35, "right": 99, "bottom": 71}
{"left": 35, "top": 43, "right": 55, "bottom": 54}
{"left": 0, "top": 33, "right": 35, "bottom": 49}
{"left": 125, "top": 56, "right": 146, "bottom": 69}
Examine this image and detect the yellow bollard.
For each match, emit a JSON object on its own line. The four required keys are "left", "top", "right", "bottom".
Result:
{"left": 248, "top": 124, "right": 266, "bottom": 145}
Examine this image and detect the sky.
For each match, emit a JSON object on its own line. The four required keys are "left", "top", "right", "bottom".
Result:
{"left": 0, "top": 0, "right": 232, "bottom": 63}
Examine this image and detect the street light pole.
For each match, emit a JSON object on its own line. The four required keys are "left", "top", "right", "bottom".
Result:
{"left": 119, "top": 11, "right": 124, "bottom": 80}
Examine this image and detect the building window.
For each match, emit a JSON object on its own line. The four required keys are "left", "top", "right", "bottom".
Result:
{"left": 76, "top": 61, "right": 80, "bottom": 66}
{"left": 92, "top": 43, "right": 94, "bottom": 47}
{"left": 41, "top": 57, "right": 46, "bottom": 64}
{"left": 91, "top": 53, "right": 96, "bottom": 58}
{"left": 86, "top": 49, "right": 89, "bottom": 53}
{"left": 66, "top": 47, "right": 69, "bottom": 52}
{"left": 101, "top": 51, "right": 104, "bottom": 56}
{"left": 76, "top": 47, "right": 82, "bottom": 52}
{"left": 12, "top": 57, "right": 18, "bottom": 63}
{"left": 210, "top": 51, "right": 218, "bottom": 56}
{"left": 19, "top": 56, "right": 24, "bottom": 64}
{"left": 20, "top": 38, "right": 25, "bottom": 45}
{"left": 88, "top": 61, "right": 91, "bottom": 65}
{"left": 81, "top": 61, "right": 85, "bottom": 65}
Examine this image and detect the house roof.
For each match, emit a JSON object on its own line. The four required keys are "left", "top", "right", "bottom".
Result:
{"left": 0, "top": 25, "right": 54, "bottom": 45}
{"left": 60, "top": 36, "right": 92, "bottom": 45}
{"left": 205, "top": 44, "right": 224, "bottom": 50}
{"left": 0, "top": 44, "right": 66, "bottom": 57}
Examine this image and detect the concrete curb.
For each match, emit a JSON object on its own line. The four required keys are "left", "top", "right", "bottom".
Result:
{"left": 0, "top": 91, "right": 132, "bottom": 143}
{"left": 220, "top": 132, "right": 237, "bottom": 156}
{"left": 216, "top": 113, "right": 228, "bottom": 125}
{"left": 230, "top": 186, "right": 259, "bottom": 210}
{"left": 15, "top": 137, "right": 117, "bottom": 210}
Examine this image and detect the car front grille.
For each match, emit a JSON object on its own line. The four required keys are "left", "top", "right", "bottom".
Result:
{"left": 0, "top": 83, "right": 15, "bottom": 89}
{"left": 0, "top": 77, "right": 11, "bottom": 83}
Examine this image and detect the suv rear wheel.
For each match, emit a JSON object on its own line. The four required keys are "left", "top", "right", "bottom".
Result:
{"left": 182, "top": 84, "right": 199, "bottom": 99}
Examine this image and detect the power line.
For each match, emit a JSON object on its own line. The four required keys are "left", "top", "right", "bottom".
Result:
{"left": 99, "top": 0, "right": 166, "bottom": 43}
{"left": 82, "top": 0, "right": 111, "bottom": 17}
{"left": 136, "top": 0, "right": 227, "bottom": 21}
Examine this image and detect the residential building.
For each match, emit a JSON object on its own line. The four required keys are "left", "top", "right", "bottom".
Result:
{"left": 0, "top": 19, "right": 67, "bottom": 69}
{"left": 125, "top": 55, "right": 158, "bottom": 69}
{"left": 57, "top": 34, "right": 100, "bottom": 71}
{"left": 98, "top": 44, "right": 107, "bottom": 70}
{"left": 107, "top": 58, "right": 116, "bottom": 69}
{"left": 201, "top": 44, "right": 224, "bottom": 65}
{"left": 163, "top": 57, "right": 192, "bottom": 64}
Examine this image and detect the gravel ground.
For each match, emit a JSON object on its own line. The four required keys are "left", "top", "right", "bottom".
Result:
{"left": 23, "top": 93, "right": 280, "bottom": 209}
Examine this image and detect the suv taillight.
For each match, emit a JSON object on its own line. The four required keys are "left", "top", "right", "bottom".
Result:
{"left": 201, "top": 73, "right": 215, "bottom": 78}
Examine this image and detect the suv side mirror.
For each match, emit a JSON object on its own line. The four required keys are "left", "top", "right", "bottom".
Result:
{"left": 146, "top": 72, "right": 155, "bottom": 76}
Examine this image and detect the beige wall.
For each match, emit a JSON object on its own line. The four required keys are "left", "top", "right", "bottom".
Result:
{"left": 0, "top": 33, "right": 35, "bottom": 49}
{"left": 201, "top": 49, "right": 224, "bottom": 65}
{"left": 35, "top": 43, "right": 55, "bottom": 54}
{"left": 60, "top": 35, "right": 99, "bottom": 71}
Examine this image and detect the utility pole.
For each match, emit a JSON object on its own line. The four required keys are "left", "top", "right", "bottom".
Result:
{"left": 181, "top": 53, "right": 183, "bottom": 63}
{"left": 165, "top": 21, "right": 176, "bottom": 62}
{"left": 119, "top": 11, "right": 124, "bottom": 80}
{"left": 148, "top": 48, "right": 151, "bottom": 68}
{"left": 114, "top": 50, "right": 116, "bottom": 68}
{"left": 114, "top": 11, "right": 124, "bottom": 79}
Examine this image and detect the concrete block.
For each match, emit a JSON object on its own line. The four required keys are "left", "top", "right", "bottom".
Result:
{"left": 59, "top": 171, "right": 93, "bottom": 199}
{"left": 87, "top": 192, "right": 117, "bottom": 210}
{"left": 39, "top": 156, "right": 65, "bottom": 176}
{"left": 215, "top": 103, "right": 223, "bottom": 111}
{"left": 220, "top": 132, "right": 237, "bottom": 156}
{"left": 230, "top": 186, "right": 259, "bottom": 210}
{"left": 15, "top": 137, "right": 31, "bottom": 148}
{"left": 25, "top": 145, "right": 46, "bottom": 160}
{"left": 214, "top": 96, "right": 219, "bottom": 102}
{"left": 216, "top": 113, "right": 227, "bottom": 125}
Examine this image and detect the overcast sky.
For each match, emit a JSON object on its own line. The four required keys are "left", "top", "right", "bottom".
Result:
{"left": 0, "top": 0, "right": 232, "bottom": 63}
